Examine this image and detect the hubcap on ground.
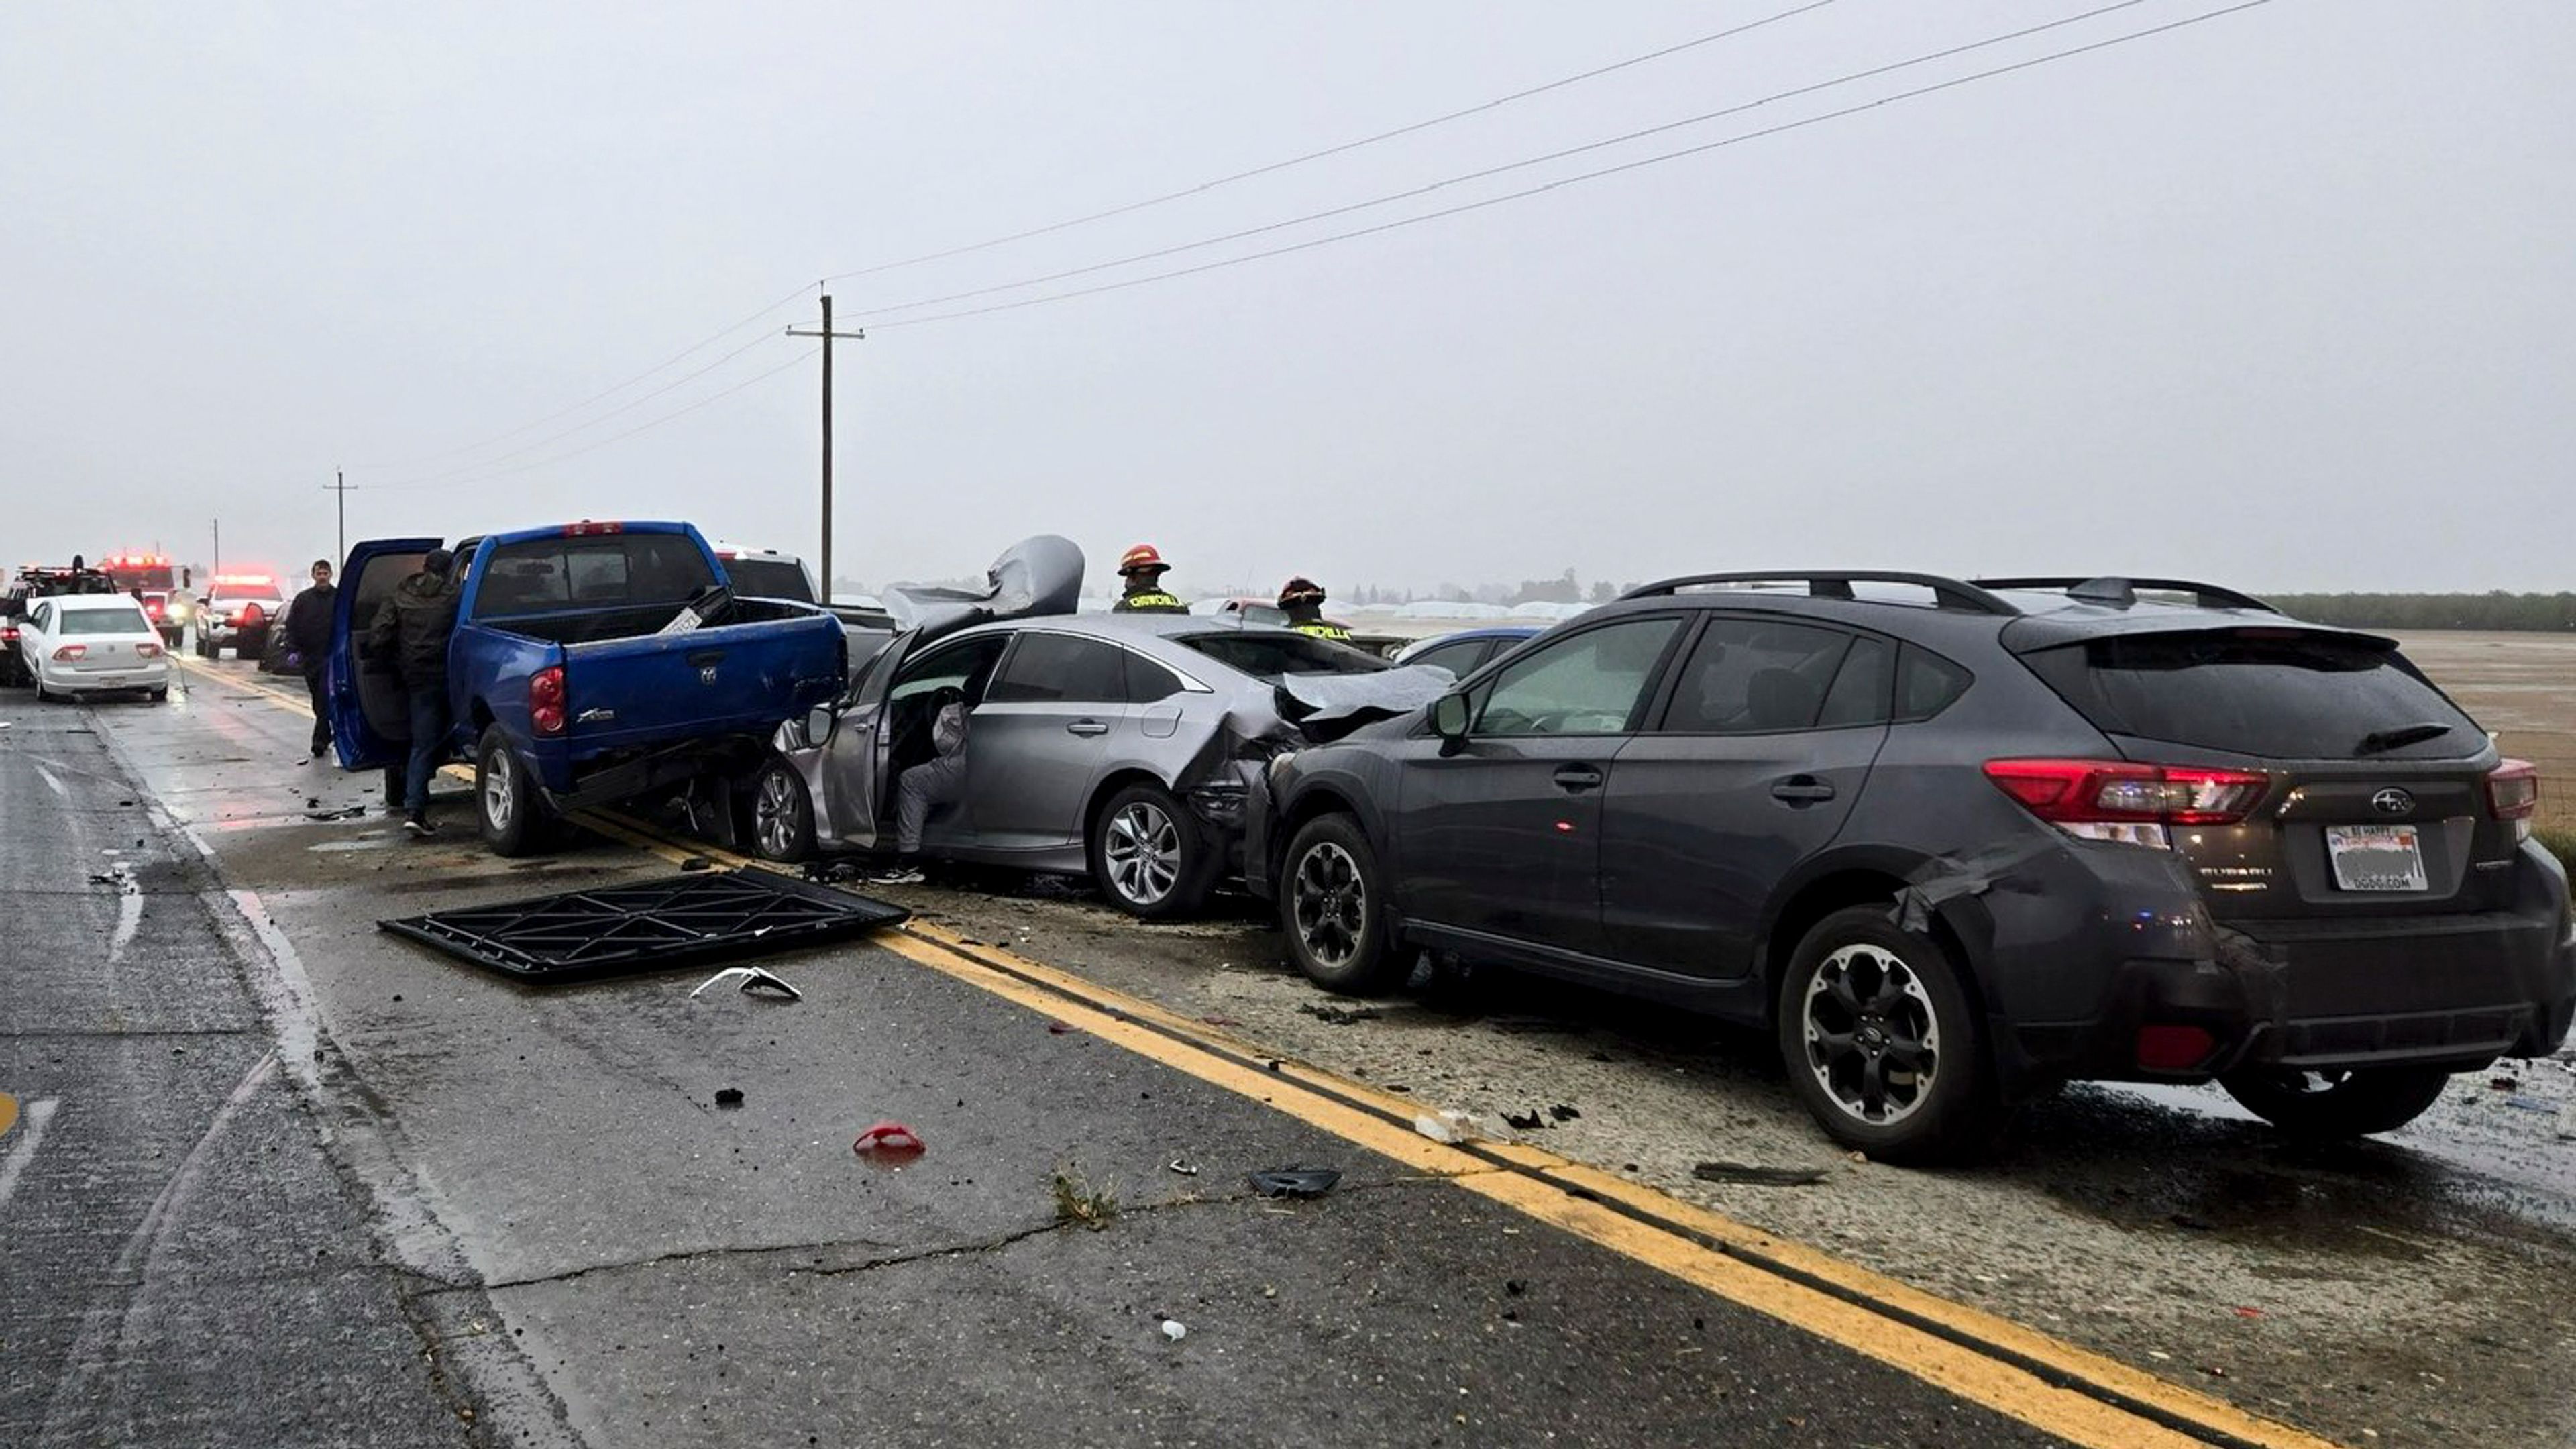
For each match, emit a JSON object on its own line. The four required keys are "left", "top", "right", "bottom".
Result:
{"left": 756, "top": 770, "right": 800, "bottom": 856}
{"left": 1104, "top": 800, "right": 1180, "bottom": 905}
{"left": 1803, "top": 942, "right": 1941, "bottom": 1126}
{"left": 484, "top": 755, "right": 513, "bottom": 830}
{"left": 1291, "top": 842, "right": 1367, "bottom": 970}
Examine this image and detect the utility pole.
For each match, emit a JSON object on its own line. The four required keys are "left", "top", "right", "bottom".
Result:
{"left": 325, "top": 468, "right": 352, "bottom": 566}
{"left": 786, "top": 294, "right": 864, "bottom": 600}
{"left": 211, "top": 518, "right": 221, "bottom": 578}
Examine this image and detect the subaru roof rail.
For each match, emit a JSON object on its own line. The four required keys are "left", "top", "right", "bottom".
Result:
{"left": 1969, "top": 576, "right": 2276, "bottom": 613}
{"left": 1620, "top": 571, "right": 2019, "bottom": 616}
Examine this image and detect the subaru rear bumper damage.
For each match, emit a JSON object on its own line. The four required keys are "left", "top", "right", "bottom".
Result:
{"left": 1963, "top": 839, "right": 2576, "bottom": 1097}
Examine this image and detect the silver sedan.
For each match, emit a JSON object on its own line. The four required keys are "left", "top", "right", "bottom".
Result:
{"left": 747, "top": 614, "right": 1394, "bottom": 918}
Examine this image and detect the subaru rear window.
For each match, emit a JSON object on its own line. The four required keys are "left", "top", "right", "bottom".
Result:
{"left": 2021, "top": 631, "right": 2479, "bottom": 760}
{"left": 1179, "top": 633, "right": 1387, "bottom": 680}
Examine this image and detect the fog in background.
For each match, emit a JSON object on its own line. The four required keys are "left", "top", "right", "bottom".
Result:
{"left": 3, "top": 1, "right": 2569, "bottom": 598}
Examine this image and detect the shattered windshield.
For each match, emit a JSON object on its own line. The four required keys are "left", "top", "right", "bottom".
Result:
{"left": 1178, "top": 632, "right": 1387, "bottom": 681}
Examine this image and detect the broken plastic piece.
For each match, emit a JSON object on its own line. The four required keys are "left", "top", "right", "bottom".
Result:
{"left": 1411, "top": 1110, "right": 1481, "bottom": 1145}
{"left": 1167, "top": 1158, "right": 1201, "bottom": 1177}
{"left": 1160, "top": 1319, "right": 1186, "bottom": 1342}
{"left": 714, "top": 1088, "right": 745, "bottom": 1109}
{"left": 1547, "top": 1104, "right": 1581, "bottom": 1122}
{"left": 1046, "top": 1020, "right": 1074, "bottom": 1035}
{"left": 1246, "top": 1167, "right": 1340, "bottom": 1199}
{"left": 853, "top": 1121, "right": 924, "bottom": 1155}
{"left": 691, "top": 966, "right": 803, "bottom": 1000}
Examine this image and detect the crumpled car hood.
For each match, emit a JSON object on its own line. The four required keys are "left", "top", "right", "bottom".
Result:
{"left": 881, "top": 535, "right": 1084, "bottom": 641}
{"left": 1273, "top": 665, "right": 1453, "bottom": 742}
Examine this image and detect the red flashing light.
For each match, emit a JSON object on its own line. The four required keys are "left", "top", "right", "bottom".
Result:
{"left": 530, "top": 665, "right": 567, "bottom": 735}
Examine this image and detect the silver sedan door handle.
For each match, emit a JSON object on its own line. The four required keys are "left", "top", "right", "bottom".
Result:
{"left": 1067, "top": 719, "right": 1110, "bottom": 738}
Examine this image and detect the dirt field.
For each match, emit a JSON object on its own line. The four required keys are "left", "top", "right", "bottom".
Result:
{"left": 2397, "top": 631, "right": 2576, "bottom": 830}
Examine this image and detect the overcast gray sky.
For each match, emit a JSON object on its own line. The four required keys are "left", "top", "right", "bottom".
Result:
{"left": 4, "top": 1, "right": 2569, "bottom": 597}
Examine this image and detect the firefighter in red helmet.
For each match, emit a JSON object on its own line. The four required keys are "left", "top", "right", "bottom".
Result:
{"left": 1112, "top": 544, "right": 1187, "bottom": 614}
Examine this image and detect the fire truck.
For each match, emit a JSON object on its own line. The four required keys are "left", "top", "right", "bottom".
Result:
{"left": 97, "top": 552, "right": 188, "bottom": 645}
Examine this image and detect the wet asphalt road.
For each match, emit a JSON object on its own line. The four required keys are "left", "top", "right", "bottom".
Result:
{"left": 0, "top": 670, "right": 2096, "bottom": 1445}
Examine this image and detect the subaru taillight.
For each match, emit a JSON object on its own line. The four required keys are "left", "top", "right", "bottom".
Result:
{"left": 1983, "top": 759, "right": 2269, "bottom": 847}
{"left": 52, "top": 645, "right": 86, "bottom": 661}
{"left": 529, "top": 665, "right": 566, "bottom": 736}
{"left": 2488, "top": 758, "right": 2539, "bottom": 842}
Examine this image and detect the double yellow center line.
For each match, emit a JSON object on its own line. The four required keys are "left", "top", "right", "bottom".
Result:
{"left": 180, "top": 657, "right": 2344, "bottom": 1449}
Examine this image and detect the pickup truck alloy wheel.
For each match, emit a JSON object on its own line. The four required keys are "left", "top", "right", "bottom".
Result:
{"left": 476, "top": 725, "right": 550, "bottom": 857}
{"left": 1802, "top": 942, "right": 1941, "bottom": 1128}
{"left": 1103, "top": 798, "right": 1181, "bottom": 907}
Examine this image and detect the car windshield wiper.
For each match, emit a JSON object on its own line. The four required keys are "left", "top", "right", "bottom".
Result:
{"left": 2354, "top": 721, "right": 2453, "bottom": 756}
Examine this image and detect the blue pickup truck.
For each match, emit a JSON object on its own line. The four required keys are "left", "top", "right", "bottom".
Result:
{"left": 326, "top": 521, "right": 847, "bottom": 855}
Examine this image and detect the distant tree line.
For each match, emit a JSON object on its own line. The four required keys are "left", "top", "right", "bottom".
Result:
{"left": 2263, "top": 592, "right": 2576, "bottom": 632}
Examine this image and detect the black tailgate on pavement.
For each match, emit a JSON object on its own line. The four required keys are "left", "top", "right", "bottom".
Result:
{"left": 380, "top": 871, "right": 909, "bottom": 982}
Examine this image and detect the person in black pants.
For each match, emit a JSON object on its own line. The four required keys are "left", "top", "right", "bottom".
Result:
{"left": 286, "top": 558, "right": 338, "bottom": 759}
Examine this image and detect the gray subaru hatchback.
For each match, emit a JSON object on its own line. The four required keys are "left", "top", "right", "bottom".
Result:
{"left": 1247, "top": 574, "right": 2573, "bottom": 1163}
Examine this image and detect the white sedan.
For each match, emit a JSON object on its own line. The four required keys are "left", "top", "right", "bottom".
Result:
{"left": 17, "top": 595, "right": 171, "bottom": 702}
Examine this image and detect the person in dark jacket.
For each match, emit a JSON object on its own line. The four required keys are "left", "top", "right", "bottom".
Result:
{"left": 1111, "top": 543, "right": 1187, "bottom": 614}
{"left": 366, "top": 549, "right": 461, "bottom": 837}
{"left": 288, "top": 559, "right": 337, "bottom": 759}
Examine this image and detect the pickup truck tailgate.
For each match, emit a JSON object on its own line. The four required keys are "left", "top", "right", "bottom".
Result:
{"left": 566, "top": 611, "right": 843, "bottom": 752}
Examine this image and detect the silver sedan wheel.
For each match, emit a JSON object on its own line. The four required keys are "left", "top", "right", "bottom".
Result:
{"left": 754, "top": 768, "right": 804, "bottom": 858}
{"left": 483, "top": 752, "right": 515, "bottom": 833}
{"left": 1290, "top": 841, "right": 1367, "bottom": 972}
{"left": 1802, "top": 942, "right": 1941, "bottom": 1126}
{"left": 1102, "top": 798, "right": 1181, "bottom": 906}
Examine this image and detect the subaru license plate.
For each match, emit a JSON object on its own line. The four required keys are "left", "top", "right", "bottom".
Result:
{"left": 2325, "top": 824, "right": 2427, "bottom": 892}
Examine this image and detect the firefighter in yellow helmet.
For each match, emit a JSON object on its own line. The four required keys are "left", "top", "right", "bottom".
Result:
{"left": 1112, "top": 543, "right": 1187, "bottom": 614}
{"left": 1277, "top": 576, "right": 1353, "bottom": 643}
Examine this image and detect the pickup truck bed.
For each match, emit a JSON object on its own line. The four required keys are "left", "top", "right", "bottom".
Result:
{"left": 328, "top": 523, "right": 846, "bottom": 854}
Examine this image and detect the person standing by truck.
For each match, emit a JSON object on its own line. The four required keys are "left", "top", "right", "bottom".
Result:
{"left": 366, "top": 549, "right": 460, "bottom": 837}
{"left": 287, "top": 559, "right": 338, "bottom": 759}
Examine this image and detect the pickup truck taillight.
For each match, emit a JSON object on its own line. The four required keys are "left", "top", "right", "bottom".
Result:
{"left": 52, "top": 645, "right": 87, "bottom": 661}
{"left": 530, "top": 665, "right": 566, "bottom": 736}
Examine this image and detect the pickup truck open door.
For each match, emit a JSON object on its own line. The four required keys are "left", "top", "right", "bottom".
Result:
{"left": 329, "top": 537, "right": 442, "bottom": 771}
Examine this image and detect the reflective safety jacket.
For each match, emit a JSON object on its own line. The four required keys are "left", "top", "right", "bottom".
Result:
{"left": 1289, "top": 617, "right": 1354, "bottom": 643}
{"left": 1114, "top": 588, "right": 1187, "bottom": 615}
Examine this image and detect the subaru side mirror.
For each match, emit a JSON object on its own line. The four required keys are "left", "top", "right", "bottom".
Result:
{"left": 1430, "top": 691, "right": 1472, "bottom": 743}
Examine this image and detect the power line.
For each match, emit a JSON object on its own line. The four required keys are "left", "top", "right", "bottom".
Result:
{"left": 845, "top": 0, "right": 2162, "bottom": 326}
{"left": 816, "top": 0, "right": 1841, "bottom": 287}
{"left": 351, "top": 282, "right": 817, "bottom": 470}
{"left": 868, "top": 1, "right": 2274, "bottom": 333}
{"left": 364, "top": 329, "right": 787, "bottom": 489}
{"left": 359, "top": 346, "right": 821, "bottom": 492}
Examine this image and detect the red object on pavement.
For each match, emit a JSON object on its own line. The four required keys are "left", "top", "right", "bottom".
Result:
{"left": 853, "top": 1121, "right": 924, "bottom": 1155}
